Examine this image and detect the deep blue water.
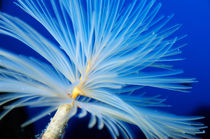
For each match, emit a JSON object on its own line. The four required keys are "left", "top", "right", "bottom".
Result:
{"left": 0, "top": 0, "right": 209, "bottom": 138}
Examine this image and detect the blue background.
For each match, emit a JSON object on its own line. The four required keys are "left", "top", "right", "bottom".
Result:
{"left": 0, "top": 0, "right": 209, "bottom": 138}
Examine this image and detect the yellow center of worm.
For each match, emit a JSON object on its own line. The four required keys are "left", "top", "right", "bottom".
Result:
{"left": 71, "top": 61, "right": 91, "bottom": 99}
{"left": 72, "top": 87, "right": 84, "bottom": 99}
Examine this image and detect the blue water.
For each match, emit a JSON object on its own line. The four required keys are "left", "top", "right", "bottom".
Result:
{"left": 160, "top": 0, "right": 210, "bottom": 113}
{"left": 0, "top": 0, "right": 210, "bottom": 138}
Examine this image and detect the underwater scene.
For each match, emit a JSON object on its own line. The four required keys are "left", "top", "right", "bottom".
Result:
{"left": 0, "top": 0, "right": 209, "bottom": 139}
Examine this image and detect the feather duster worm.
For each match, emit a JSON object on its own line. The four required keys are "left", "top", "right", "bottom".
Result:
{"left": 0, "top": 0, "right": 206, "bottom": 138}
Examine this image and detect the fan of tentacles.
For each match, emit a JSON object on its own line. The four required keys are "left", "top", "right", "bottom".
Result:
{"left": 0, "top": 0, "right": 206, "bottom": 138}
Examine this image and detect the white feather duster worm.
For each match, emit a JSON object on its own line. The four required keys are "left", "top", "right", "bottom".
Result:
{"left": 0, "top": 0, "right": 206, "bottom": 138}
